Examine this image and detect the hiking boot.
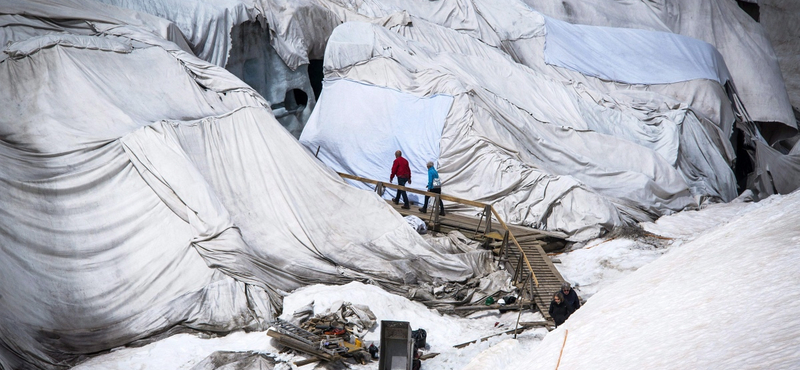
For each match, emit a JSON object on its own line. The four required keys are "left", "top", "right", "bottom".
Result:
{"left": 419, "top": 208, "right": 427, "bottom": 213}
{"left": 392, "top": 198, "right": 399, "bottom": 205}
{"left": 402, "top": 204, "right": 410, "bottom": 209}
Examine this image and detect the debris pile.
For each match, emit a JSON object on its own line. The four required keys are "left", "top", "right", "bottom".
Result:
{"left": 267, "top": 303, "right": 378, "bottom": 366}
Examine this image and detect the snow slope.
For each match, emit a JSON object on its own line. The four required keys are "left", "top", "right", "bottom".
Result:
{"left": 557, "top": 192, "right": 775, "bottom": 299}
{"left": 75, "top": 282, "right": 547, "bottom": 369}
{"left": 484, "top": 190, "right": 800, "bottom": 369}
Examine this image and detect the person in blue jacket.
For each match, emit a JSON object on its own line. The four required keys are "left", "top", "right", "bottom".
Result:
{"left": 419, "top": 161, "right": 445, "bottom": 216}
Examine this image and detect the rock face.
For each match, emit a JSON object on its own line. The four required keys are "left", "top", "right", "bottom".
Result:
{"left": 754, "top": 1, "right": 800, "bottom": 114}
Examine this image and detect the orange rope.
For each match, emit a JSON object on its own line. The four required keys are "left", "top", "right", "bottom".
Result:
{"left": 555, "top": 329, "right": 569, "bottom": 370}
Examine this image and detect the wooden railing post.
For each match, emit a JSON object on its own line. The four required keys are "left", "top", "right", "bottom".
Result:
{"left": 433, "top": 194, "right": 441, "bottom": 225}
{"left": 528, "top": 275, "right": 535, "bottom": 308}
{"left": 473, "top": 212, "right": 485, "bottom": 239}
{"left": 501, "top": 230, "right": 509, "bottom": 263}
{"left": 483, "top": 205, "right": 493, "bottom": 235}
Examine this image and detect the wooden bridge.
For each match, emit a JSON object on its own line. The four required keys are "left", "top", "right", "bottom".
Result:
{"left": 338, "top": 173, "right": 567, "bottom": 321}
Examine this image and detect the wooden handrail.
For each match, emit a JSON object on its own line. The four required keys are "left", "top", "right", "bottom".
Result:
{"left": 338, "top": 172, "right": 539, "bottom": 287}
{"left": 338, "top": 172, "right": 487, "bottom": 207}
{"left": 491, "top": 208, "right": 538, "bottom": 287}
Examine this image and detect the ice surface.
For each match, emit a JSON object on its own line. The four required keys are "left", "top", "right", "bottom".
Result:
{"left": 641, "top": 194, "right": 778, "bottom": 240}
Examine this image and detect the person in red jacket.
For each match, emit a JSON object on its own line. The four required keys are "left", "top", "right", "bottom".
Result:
{"left": 390, "top": 150, "right": 412, "bottom": 209}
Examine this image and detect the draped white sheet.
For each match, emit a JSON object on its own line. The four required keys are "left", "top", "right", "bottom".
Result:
{"left": 300, "top": 79, "right": 453, "bottom": 205}
{"left": 524, "top": 0, "right": 796, "bottom": 137}
{"left": 543, "top": 17, "right": 731, "bottom": 85}
{"left": 93, "top": 0, "right": 259, "bottom": 68}
{"left": 81, "top": 0, "right": 799, "bottom": 198}
{"left": 0, "top": 3, "right": 492, "bottom": 368}
{"left": 306, "top": 20, "right": 742, "bottom": 239}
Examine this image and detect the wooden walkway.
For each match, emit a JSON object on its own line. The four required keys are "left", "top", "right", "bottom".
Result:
{"left": 391, "top": 204, "right": 566, "bottom": 253}
{"left": 340, "top": 173, "right": 567, "bottom": 322}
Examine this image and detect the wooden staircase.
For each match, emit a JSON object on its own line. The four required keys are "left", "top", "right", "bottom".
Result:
{"left": 338, "top": 172, "right": 567, "bottom": 322}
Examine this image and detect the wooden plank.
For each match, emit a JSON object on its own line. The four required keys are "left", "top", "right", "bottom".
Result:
{"left": 447, "top": 301, "right": 532, "bottom": 312}
{"left": 267, "top": 330, "right": 336, "bottom": 362}
{"left": 453, "top": 327, "right": 532, "bottom": 349}
{"left": 485, "top": 231, "right": 504, "bottom": 240}
{"left": 341, "top": 171, "right": 567, "bottom": 321}
{"left": 419, "top": 353, "right": 439, "bottom": 360}
{"left": 293, "top": 357, "right": 321, "bottom": 367}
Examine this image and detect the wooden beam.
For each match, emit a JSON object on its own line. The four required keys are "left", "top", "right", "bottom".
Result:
{"left": 293, "top": 357, "right": 321, "bottom": 367}
{"left": 338, "top": 172, "right": 488, "bottom": 208}
{"left": 447, "top": 301, "right": 532, "bottom": 312}
{"left": 454, "top": 326, "right": 532, "bottom": 348}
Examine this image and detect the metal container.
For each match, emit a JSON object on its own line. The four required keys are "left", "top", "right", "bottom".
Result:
{"left": 378, "top": 320, "right": 413, "bottom": 370}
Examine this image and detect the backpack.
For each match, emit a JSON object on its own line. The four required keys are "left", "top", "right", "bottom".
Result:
{"left": 411, "top": 328, "right": 427, "bottom": 349}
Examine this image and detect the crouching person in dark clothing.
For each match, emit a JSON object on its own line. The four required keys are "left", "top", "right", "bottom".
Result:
{"left": 549, "top": 291, "right": 574, "bottom": 328}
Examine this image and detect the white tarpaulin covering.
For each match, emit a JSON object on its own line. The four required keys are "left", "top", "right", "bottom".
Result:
{"left": 94, "top": 0, "right": 259, "bottom": 68}
{"left": 543, "top": 17, "right": 731, "bottom": 85}
{"left": 242, "top": 0, "right": 792, "bottom": 201}
{"left": 525, "top": 0, "right": 796, "bottom": 139}
{"left": 94, "top": 0, "right": 320, "bottom": 138}
{"left": 301, "top": 79, "right": 453, "bottom": 205}
{"left": 245, "top": 0, "right": 793, "bottom": 127}
{"left": 301, "top": 14, "right": 739, "bottom": 239}
{"left": 87, "top": 0, "right": 799, "bottom": 198}
{"left": 0, "top": 1, "right": 494, "bottom": 368}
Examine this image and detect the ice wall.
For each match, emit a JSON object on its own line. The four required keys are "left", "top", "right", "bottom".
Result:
{"left": 226, "top": 21, "right": 316, "bottom": 137}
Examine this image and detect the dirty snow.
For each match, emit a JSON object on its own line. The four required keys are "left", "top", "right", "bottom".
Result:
{"left": 74, "top": 192, "right": 795, "bottom": 369}
{"left": 74, "top": 281, "right": 546, "bottom": 370}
